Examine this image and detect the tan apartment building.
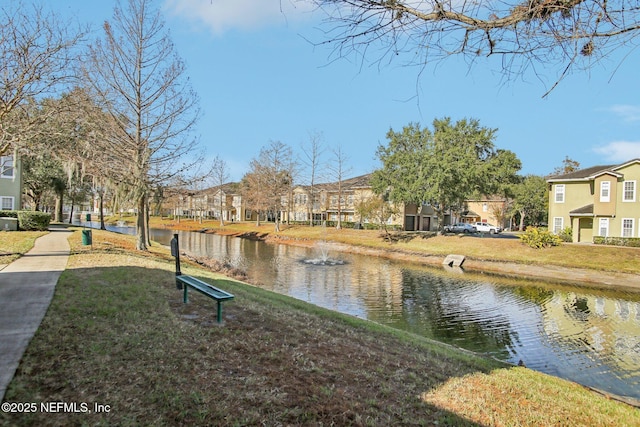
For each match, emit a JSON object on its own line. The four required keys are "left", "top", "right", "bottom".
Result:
{"left": 284, "top": 174, "right": 438, "bottom": 230}
{"left": 169, "top": 183, "right": 258, "bottom": 222}
{"left": 284, "top": 174, "right": 399, "bottom": 226}
{"left": 462, "top": 197, "right": 510, "bottom": 230}
{"left": 547, "top": 159, "right": 640, "bottom": 242}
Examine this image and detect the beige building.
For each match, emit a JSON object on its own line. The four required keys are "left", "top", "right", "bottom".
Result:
{"left": 169, "top": 183, "right": 258, "bottom": 222}
{"left": 462, "top": 197, "right": 510, "bottom": 229}
{"left": 547, "top": 159, "right": 640, "bottom": 242}
{"left": 284, "top": 174, "right": 454, "bottom": 231}
{"left": 172, "top": 173, "right": 515, "bottom": 233}
{"left": 283, "top": 174, "right": 408, "bottom": 229}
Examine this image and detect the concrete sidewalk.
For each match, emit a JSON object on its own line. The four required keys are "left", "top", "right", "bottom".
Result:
{"left": 0, "top": 225, "right": 72, "bottom": 401}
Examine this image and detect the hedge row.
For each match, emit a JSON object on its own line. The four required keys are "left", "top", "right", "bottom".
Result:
{"left": 0, "top": 210, "right": 51, "bottom": 231}
{"left": 593, "top": 236, "right": 640, "bottom": 248}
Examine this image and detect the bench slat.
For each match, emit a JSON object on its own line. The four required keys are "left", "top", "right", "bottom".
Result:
{"left": 177, "top": 275, "right": 234, "bottom": 300}
{"left": 178, "top": 275, "right": 234, "bottom": 323}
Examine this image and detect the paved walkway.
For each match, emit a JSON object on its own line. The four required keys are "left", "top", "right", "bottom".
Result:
{"left": 0, "top": 226, "right": 72, "bottom": 401}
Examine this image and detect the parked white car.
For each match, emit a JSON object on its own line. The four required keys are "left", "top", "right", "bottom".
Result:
{"left": 474, "top": 222, "right": 501, "bottom": 234}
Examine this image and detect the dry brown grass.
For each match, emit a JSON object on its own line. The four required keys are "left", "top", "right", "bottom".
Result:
{"left": 2, "top": 229, "right": 638, "bottom": 426}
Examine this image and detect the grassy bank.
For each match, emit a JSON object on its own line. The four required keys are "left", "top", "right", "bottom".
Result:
{"left": 1, "top": 228, "right": 638, "bottom": 426}
{"left": 142, "top": 217, "right": 640, "bottom": 275}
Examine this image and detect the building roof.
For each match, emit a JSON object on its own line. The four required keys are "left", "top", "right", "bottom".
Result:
{"left": 299, "top": 173, "right": 373, "bottom": 192}
{"left": 547, "top": 159, "right": 640, "bottom": 182}
{"left": 197, "top": 182, "right": 240, "bottom": 196}
{"left": 569, "top": 204, "right": 594, "bottom": 216}
{"left": 547, "top": 165, "right": 616, "bottom": 181}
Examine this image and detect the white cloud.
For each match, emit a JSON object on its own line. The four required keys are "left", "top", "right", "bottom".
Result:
{"left": 608, "top": 104, "right": 640, "bottom": 122}
{"left": 163, "top": 0, "right": 316, "bottom": 35}
{"left": 593, "top": 141, "right": 640, "bottom": 162}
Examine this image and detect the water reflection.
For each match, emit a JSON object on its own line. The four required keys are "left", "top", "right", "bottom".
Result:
{"left": 92, "top": 224, "right": 640, "bottom": 400}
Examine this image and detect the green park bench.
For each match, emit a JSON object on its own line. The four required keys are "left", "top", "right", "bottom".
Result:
{"left": 177, "top": 274, "right": 234, "bottom": 323}
{"left": 171, "top": 233, "right": 234, "bottom": 323}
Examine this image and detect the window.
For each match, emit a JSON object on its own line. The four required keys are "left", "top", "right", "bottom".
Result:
{"left": 482, "top": 203, "right": 488, "bottom": 212}
{"left": 1, "top": 196, "right": 13, "bottom": 210}
{"left": 600, "top": 181, "right": 610, "bottom": 202}
{"left": 623, "top": 181, "right": 636, "bottom": 202}
{"left": 0, "top": 156, "right": 14, "bottom": 178}
{"left": 622, "top": 218, "right": 634, "bottom": 238}
{"left": 553, "top": 217, "right": 564, "bottom": 234}
{"left": 554, "top": 184, "right": 565, "bottom": 203}
{"left": 598, "top": 218, "right": 609, "bottom": 237}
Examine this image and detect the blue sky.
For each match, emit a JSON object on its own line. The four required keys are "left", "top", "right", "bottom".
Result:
{"left": 57, "top": 0, "right": 640, "bottom": 182}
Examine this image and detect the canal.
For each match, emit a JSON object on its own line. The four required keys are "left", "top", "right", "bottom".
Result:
{"left": 98, "top": 223, "right": 640, "bottom": 401}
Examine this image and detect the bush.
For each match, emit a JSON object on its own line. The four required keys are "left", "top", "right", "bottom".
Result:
{"left": 593, "top": 236, "right": 640, "bottom": 247}
{"left": 0, "top": 210, "right": 18, "bottom": 219}
{"left": 557, "top": 226, "right": 573, "bottom": 242}
{"left": 519, "top": 227, "right": 562, "bottom": 249}
{"left": 16, "top": 211, "right": 51, "bottom": 231}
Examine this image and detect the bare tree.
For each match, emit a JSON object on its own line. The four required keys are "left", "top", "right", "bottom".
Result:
{"left": 245, "top": 141, "right": 294, "bottom": 232}
{"left": 299, "top": 131, "right": 327, "bottom": 226}
{"left": 327, "top": 144, "right": 352, "bottom": 230}
{"left": 83, "top": 0, "right": 201, "bottom": 250}
{"left": 0, "top": 2, "right": 85, "bottom": 155}
{"left": 310, "top": 0, "right": 640, "bottom": 93}
{"left": 209, "top": 155, "right": 231, "bottom": 226}
{"left": 241, "top": 168, "right": 269, "bottom": 227}
{"left": 552, "top": 156, "right": 581, "bottom": 176}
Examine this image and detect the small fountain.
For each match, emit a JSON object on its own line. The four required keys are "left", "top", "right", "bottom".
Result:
{"left": 301, "top": 239, "right": 346, "bottom": 266}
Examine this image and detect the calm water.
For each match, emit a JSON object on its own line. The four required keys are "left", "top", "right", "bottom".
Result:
{"left": 94, "top": 223, "right": 640, "bottom": 401}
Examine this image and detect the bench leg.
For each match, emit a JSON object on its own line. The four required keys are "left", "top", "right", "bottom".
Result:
{"left": 183, "top": 284, "right": 188, "bottom": 303}
{"left": 217, "top": 301, "right": 222, "bottom": 323}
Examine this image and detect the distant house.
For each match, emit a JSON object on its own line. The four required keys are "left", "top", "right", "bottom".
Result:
{"left": 0, "top": 152, "right": 22, "bottom": 211}
{"left": 284, "top": 174, "right": 407, "bottom": 228}
{"left": 462, "top": 197, "right": 510, "bottom": 230}
{"left": 547, "top": 159, "right": 640, "bottom": 242}
{"left": 172, "top": 182, "right": 256, "bottom": 222}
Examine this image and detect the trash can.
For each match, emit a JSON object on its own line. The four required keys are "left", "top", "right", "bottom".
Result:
{"left": 81, "top": 229, "right": 92, "bottom": 245}
{"left": 85, "top": 213, "right": 91, "bottom": 222}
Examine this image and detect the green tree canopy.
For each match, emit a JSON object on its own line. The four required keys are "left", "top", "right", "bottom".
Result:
{"left": 511, "top": 175, "right": 548, "bottom": 230}
{"left": 371, "top": 118, "right": 521, "bottom": 232}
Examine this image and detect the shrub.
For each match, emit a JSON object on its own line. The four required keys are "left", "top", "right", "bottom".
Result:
{"left": 557, "top": 226, "right": 573, "bottom": 242}
{"left": 0, "top": 210, "right": 18, "bottom": 219}
{"left": 16, "top": 211, "right": 51, "bottom": 231}
{"left": 519, "top": 227, "right": 562, "bottom": 249}
{"left": 593, "top": 236, "right": 640, "bottom": 247}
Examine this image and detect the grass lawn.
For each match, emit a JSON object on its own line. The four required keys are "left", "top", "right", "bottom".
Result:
{"left": 1, "top": 228, "right": 638, "bottom": 426}
{"left": 0, "top": 231, "right": 47, "bottom": 265}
